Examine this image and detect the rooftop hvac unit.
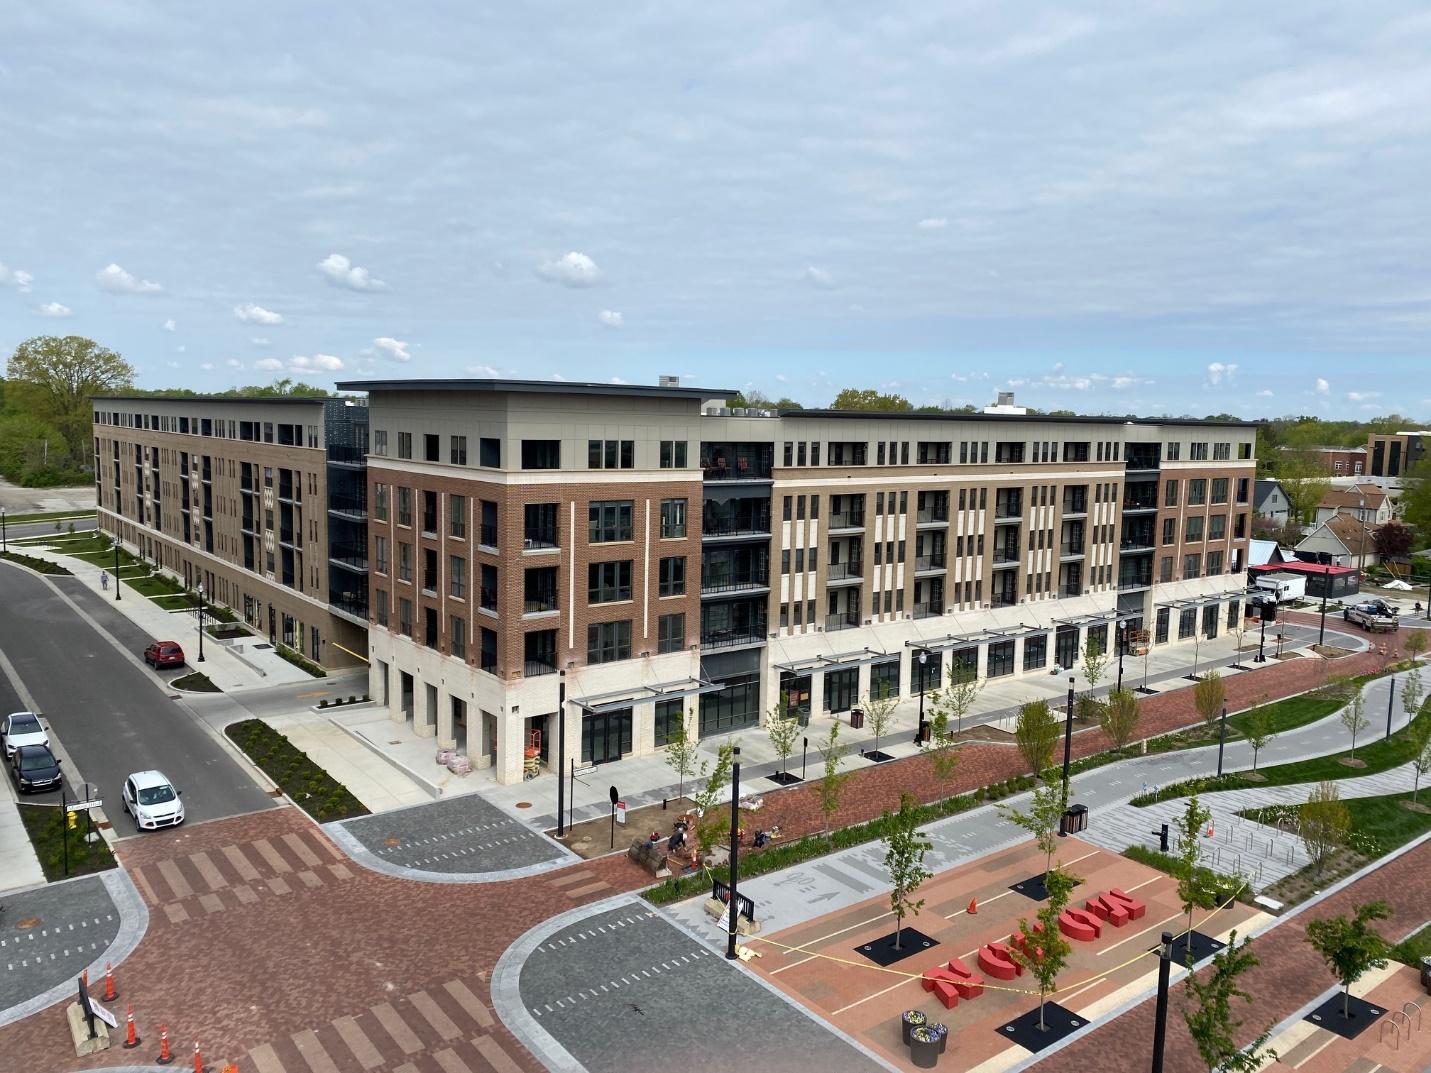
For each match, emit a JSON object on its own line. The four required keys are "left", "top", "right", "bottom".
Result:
{"left": 732, "top": 407, "right": 749, "bottom": 417}
{"left": 659, "top": 374, "right": 681, "bottom": 387}
{"left": 705, "top": 406, "right": 723, "bottom": 415}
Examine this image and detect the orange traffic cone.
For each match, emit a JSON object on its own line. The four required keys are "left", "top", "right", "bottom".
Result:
{"left": 122, "top": 1004, "right": 141, "bottom": 1049}
{"left": 194, "top": 1041, "right": 206, "bottom": 1073}
{"left": 103, "top": 961, "right": 118, "bottom": 1002}
{"left": 967, "top": 897, "right": 978, "bottom": 915}
{"left": 156, "top": 1025, "right": 174, "bottom": 1065}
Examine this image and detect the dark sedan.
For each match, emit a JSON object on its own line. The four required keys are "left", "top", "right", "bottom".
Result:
{"left": 10, "top": 743, "right": 62, "bottom": 794}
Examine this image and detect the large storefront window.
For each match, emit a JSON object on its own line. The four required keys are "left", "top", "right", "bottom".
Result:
{"left": 824, "top": 667, "right": 859, "bottom": 713}
{"left": 1178, "top": 608, "right": 1197, "bottom": 639}
{"left": 778, "top": 670, "right": 812, "bottom": 721}
{"left": 1023, "top": 633, "right": 1048, "bottom": 671}
{"left": 1055, "top": 625, "right": 1080, "bottom": 670}
{"left": 1202, "top": 604, "right": 1218, "bottom": 638}
{"left": 1085, "top": 624, "right": 1108, "bottom": 655}
{"left": 1156, "top": 607, "right": 1170, "bottom": 644}
{"left": 986, "top": 640, "right": 1015, "bottom": 678}
{"left": 581, "top": 708, "right": 632, "bottom": 765}
{"left": 950, "top": 646, "right": 977, "bottom": 676}
{"left": 912, "top": 651, "right": 942, "bottom": 693}
{"left": 699, "top": 674, "right": 761, "bottom": 736}
{"left": 869, "top": 659, "right": 900, "bottom": 700}
{"left": 654, "top": 699, "right": 684, "bottom": 747}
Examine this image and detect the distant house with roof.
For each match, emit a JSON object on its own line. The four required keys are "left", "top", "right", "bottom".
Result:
{"left": 1294, "top": 514, "right": 1379, "bottom": 570}
{"left": 1314, "top": 484, "right": 1391, "bottom": 527}
{"left": 1248, "top": 539, "right": 1294, "bottom": 569}
{"left": 1254, "top": 479, "right": 1291, "bottom": 526}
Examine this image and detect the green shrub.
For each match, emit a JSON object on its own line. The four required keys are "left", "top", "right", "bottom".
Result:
{"left": 224, "top": 719, "right": 367, "bottom": 821}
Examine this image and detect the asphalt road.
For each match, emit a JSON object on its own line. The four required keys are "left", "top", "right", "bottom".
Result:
{"left": 1, "top": 517, "right": 97, "bottom": 545}
{"left": 0, "top": 561, "right": 274, "bottom": 837}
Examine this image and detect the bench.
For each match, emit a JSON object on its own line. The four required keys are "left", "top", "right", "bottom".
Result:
{"left": 627, "top": 839, "right": 671, "bottom": 878}
{"left": 977, "top": 941, "right": 1022, "bottom": 980}
{"left": 1058, "top": 907, "right": 1102, "bottom": 942}
{"left": 920, "top": 956, "right": 986, "bottom": 1008}
{"left": 1108, "top": 888, "right": 1147, "bottom": 920}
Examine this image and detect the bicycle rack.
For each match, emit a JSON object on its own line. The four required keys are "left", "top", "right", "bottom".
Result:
{"left": 1405, "top": 1000, "right": 1423, "bottom": 1031}
{"left": 1379, "top": 1016, "right": 1403, "bottom": 1050}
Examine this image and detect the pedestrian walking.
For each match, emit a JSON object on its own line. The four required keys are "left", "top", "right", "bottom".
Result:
{"left": 100, "top": 570, "right": 109, "bottom": 591}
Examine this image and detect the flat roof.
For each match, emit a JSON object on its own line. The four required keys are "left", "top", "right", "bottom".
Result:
{"left": 780, "top": 409, "right": 1260, "bottom": 428}
{"left": 334, "top": 377, "right": 737, "bottom": 400}
{"left": 95, "top": 394, "right": 327, "bottom": 405}
{"left": 1249, "top": 561, "right": 1357, "bottom": 576}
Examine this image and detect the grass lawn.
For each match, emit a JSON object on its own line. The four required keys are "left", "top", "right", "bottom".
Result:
{"left": 225, "top": 719, "right": 368, "bottom": 822}
{"left": 0, "top": 551, "right": 73, "bottom": 575}
{"left": 16, "top": 803, "right": 117, "bottom": 881}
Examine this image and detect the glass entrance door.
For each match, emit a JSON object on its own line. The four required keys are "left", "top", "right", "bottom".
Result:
{"left": 581, "top": 708, "right": 633, "bottom": 765}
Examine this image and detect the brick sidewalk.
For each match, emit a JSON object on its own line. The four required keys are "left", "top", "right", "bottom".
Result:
{"left": 1034, "top": 836, "right": 1431, "bottom": 1073}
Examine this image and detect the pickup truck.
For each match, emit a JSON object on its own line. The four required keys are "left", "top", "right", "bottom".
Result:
{"left": 1343, "top": 601, "right": 1400, "bottom": 632}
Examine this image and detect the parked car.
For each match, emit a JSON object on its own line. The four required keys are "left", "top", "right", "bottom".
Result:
{"left": 121, "top": 770, "right": 185, "bottom": 830}
{"left": 1, "top": 711, "right": 48, "bottom": 759}
{"left": 143, "top": 641, "right": 186, "bottom": 669}
{"left": 10, "top": 743, "right": 62, "bottom": 794}
{"left": 1344, "top": 601, "right": 1400, "bottom": 632}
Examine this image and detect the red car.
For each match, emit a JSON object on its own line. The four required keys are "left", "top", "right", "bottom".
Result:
{"left": 143, "top": 641, "right": 186, "bottom": 669}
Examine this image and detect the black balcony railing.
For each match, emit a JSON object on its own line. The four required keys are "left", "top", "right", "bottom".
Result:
{"left": 524, "top": 527, "right": 557, "bottom": 550}
{"left": 329, "top": 494, "right": 367, "bottom": 517}
{"left": 523, "top": 596, "right": 557, "bottom": 614}
{"left": 1058, "top": 584, "right": 1082, "bottom": 598}
{"left": 828, "top": 511, "right": 865, "bottom": 530}
{"left": 422, "top": 513, "right": 438, "bottom": 535}
{"left": 914, "top": 553, "right": 946, "bottom": 571}
{"left": 991, "top": 592, "right": 1018, "bottom": 608}
{"left": 331, "top": 594, "right": 369, "bottom": 619}
{"left": 479, "top": 587, "right": 498, "bottom": 611}
{"left": 912, "top": 605, "right": 941, "bottom": 620}
{"left": 1062, "top": 495, "right": 1088, "bottom": 515}
{"left": 327, "top": 445, "right": 366, "bottom": 465}
{"left": 701, "top": 574, "right": 770, "bottom": 595}
{"left": 479, "top": 523, "right": 499, "bottom": 548}
{"left": 825, "top": 611, "right": 859, "bottom": 631}
{"left": 916, "top": 510, "right": 949, "bottom": 524}
{"left": 702, "top": 518, "right": 772, "bottom": 538}
{"left": 827, "top": 561, "right": 863, "bottom": 581}
{"left": 523, "top": 659, "right": 558, "bottom": 678}
{"left": 1122, "top": 494, "right": 1158, "bottom": 512}
{"left": 329, "top": 544, "right": 368, "bottom": 570}
{"left": 700, "top": 625, "right": 768, "bottom": 650}
{"left": 992, "top": 547, "right": 1020, "bottom": 564}
{"left": 1059, "top": 543, "right": 1085, "bottom": 558}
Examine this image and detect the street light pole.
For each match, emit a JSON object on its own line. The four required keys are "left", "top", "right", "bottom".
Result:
{"left": 557, "top": 671, "right": 567, "bottom": 837}
{"left": 916, "top": 649, "right": 929, "bottom": 745}
{"left": 1150, "top": 931, "right": 1174, "bottom": 1073}
{"left": 196, "top": 582, "right": 205, "bottom": 662}
{"left": 1116, "top": 621, "right": 1127, "bottom": 693}
{"left": 1059, "top": 675, "right": 1075, "bottom": 823}
{"left": 1216, "top": 705, "right": 1228, "bottom": 777}
{"left": 113, "top": 541, "right": 121, "bottom": 601}
{"left": 1256, "top": 613, "right": 1266, "bottom": 663}
{"left": 1, "top": 506, "right": 6, "bottom": 553}
{"left": 1318, "top": 561, "right": 1330, "bottom": 646}
{"left": 1386, "top": 677, "right": 1396, "bottom": 741}
{"left": 726, "top": 746, "right": 742, "bottom": 960}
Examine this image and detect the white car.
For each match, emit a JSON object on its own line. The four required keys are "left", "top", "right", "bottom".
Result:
{"left": 1, "top": 712, "right": 49, "bottom": 759}
{"left": 121, "top": 770, "right": 185, "bottom": 830}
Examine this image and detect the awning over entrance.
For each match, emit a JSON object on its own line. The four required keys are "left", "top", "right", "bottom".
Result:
{"left": 570, "top": 676, "right": 722, "bottom": 715}
{"left": 905, "top": 623, "right": 1044, "bottom": 654}
{"left": 1154, "top": 588, "right": 1246, "bottom": 611}
{"left": 1051, "top": 609, "right": 1145, "bottom": 629}
{"left": 772, "top": 646, "right": 894, "bottom": 675}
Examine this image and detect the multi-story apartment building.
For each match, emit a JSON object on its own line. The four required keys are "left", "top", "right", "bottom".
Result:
{"left": 341, "top": 378, "right": 1257, "bottom": 785}
{"left": 91, "top": 395, "right": 370, "bottom": 668}
{"left": 1366, "top": 430, "right": 1430, "bottom": 478}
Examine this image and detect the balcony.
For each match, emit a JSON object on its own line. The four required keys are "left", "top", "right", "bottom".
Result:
{"left": 328, "top": 494, "right": 367, "bottom": 521}
{"left": 991, "top": 592, "right": 1018, "bottom": 608}
{"left": 916, "top": 510, "right": 949, "bottom": 526}
{"left": 330, "top": 593, "right": 369, "bottom": 620}
{"left": 702, "top": 518, "right": 772, "bottom": 540}
{"left": 1125, "top": 446, "right": 1161, "bottom": 473}
{"left": 701, "top": 623, "right": 768, "bottom": 650}
{"left": 327, "top": 445, "right": 366, "bottom": 468}
{"left": 1121, "top": 493, "right": 1158, "bottom": 514}
{"left": 479, "top": 587, "right": 499, "bottom": 613}
{"left": 827, "top": 560, "right": 863, "bottom": 584}
{"left": 1058, "top": 584, "right": 1083, "bottom": 598}
{"left": 523, "top": 527, "right": 558, "bottom": 551}
{"left": 701, "top": 444, "right": 774, "bottom": 482}
{"left": 523, "top": 595, "right": 557, "bottom": 615}
{"left": 480, "top": 523, "right": 499, "bottom": 549}
{"left": 1118, "top": 575, "right": 1153, "bottom": 592}
{"left": 701, "top": 573, "right": 771, "bottom": 597}
{"left": 824, "top": 611, "right": 859, "bottom": 632}
{"left": 1059, "top": 542, "right": 1085, "bottom": 559}
{"left": 1062, "top": 502, "right": 1087, "bottom": 519}
{"left": 328, "top": 544, "right": 368, "bottom": 573}
{"left": 912, "top": 604, "right": 941, "bottom": 620}
{"left": 828, "top": 511, "right": 865, "bottom": 532}
{"left": 992, "top": 546, "right": 1021, "bottom": 566}
{"left": 914, "top": 553, "right": 946, "bottom": 573}
{"left": 523, "top": 658, "right": 558, "bottom": 678}
{"left": 1119, "top": 540, "right": 1155, "bottom": 555}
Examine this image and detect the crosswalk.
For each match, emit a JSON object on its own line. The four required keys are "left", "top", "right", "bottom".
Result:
{"left": 242, "top": 973, "right": 526, "bottom": 1073}
{"left": 126, "top": 827, "right": 354, "bottom": 923}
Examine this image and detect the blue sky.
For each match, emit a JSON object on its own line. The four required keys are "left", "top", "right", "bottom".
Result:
{"left": 2, "top": 1, "right": 1429, "bottom": 419}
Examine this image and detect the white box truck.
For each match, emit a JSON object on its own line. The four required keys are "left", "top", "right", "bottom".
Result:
{"left": 1251, "top": 573, "right": 1307, "bottom": 604}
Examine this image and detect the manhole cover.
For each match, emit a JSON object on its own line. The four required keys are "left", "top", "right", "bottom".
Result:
{"left": 383, "top": 837, "right": 402, "bottom": 846}
{"left": 515, "top": 801, "right": 532, "bottom": 809}
{"left": 17, "top": 917, "right": 42, "bottom": 929}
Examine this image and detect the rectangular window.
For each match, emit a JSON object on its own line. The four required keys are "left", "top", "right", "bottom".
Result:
{"left": 823, "top": 667, "right": 859, "bottom": 713}
{"left": 1187, "top": 479, "right": 1206, "bottom": 505}
{"left": 375, "top": 535, "right": 389, "bottom": 574}
{"left": 398, "top": 542, "right": 412, "bottom": 582}
{"left": 398, "top": 432, "right": 413, "bottom": 459}
{"left": 783, "top": 442, "right": 794, "bottom": 467}
{"left": 450, "top": 616, "right": 466, "bottom": 659}
{"left": 397, "top": 487, "right": 412, "bottom": 526}
{"left": 1236, "top": 478, "right": 1250, "bottom": 504}
{"left": 1155, "top": 607, "right": 1170, "bottom": 643}
{"left": 660, "top": 498, "right": 687, "bottom": 538}
{"left": 424, "top": 433, "right": 439, "bottom": 462}
{"left": 373, "top": 430, "right": 388, "bottom": 456}
{"left": 1162, "top": 518, "right": 1175, "bottom": 545}
{"left": 986, "top": 640, "right": 1015, "bottom": 678}
{"left": 654, "top": 697, "right": 684, "bottom": 744}
{"left": 869, "top": 659, "right": 900, "bottom": 699}
{"left": 449, "top": 494, "right": 466, "bottom": 538}
{"left": 1178, "top": 607, "right": 1196, "bottom": 638}
{"left": 398, "top": 598, "right": 412, "bottom": 637}
{"left": 587, "top": 620, "right": 632, "bottom": 664}
{"left": 1209, "top": 514, "right": 1226, "bottom": 540}
{"left": 1183, "top": 553, "right": 1202, "bottom": 579}
{"left": 798, "top": 442, "right": 808, "bottom": 466}
{"left": 589, "top": 500, "right": 634, "bottom": 542}
{"left": 588, "top": 439, "right": 635, "bottom": 469}
{"left": 373, "top": 484, "right": 389, "bottom": 521}
{"left": 480, "top": 564, "right": 497, "bottom": 611}
{"left": 450, "top": 436, "right": 467, "bottom": 466}
{"left": 1211, "top": 478, "right": 1229, "bottom": 504}
{"left": 1159, "top": 556, "right": 1173, "bottom": 583}
{"left": 481, "top": 628, "right": 498, "bottom": 673}
{"left": 1213, "top": 442, "right": 1231, "bottom": 461}
{"left": 1184, "top": 516, "right": 1204, "bottom": 542}
{"left": 1023, "top": 633, "right": 1048, "bottom": 671}
{"left": 1206, "top": 550, "right": 1224, "bottom": 575}
{"left": 658, "top": 613, "right": 685, "bottom": 655}
{"left": 375, "top": 589, "right": 388, "bottom": 627}
{"left": 659, "top": 440, "right": 688, "bottom": 468}
{"left": 1190, "top": 442, "right": 1209, "bottom": 461}
{"left": 521, "top": 440, "right": 560, "bottom": 469}
{"left": 659, "top": 555, "right": 686, "bottom": 597}
{"left": 479, "top": 437, "right": 500, "bottom": 467}
{"left": 588, "top": 560, "right": 633, "bottom": 603}
{"left": 450, "top": 556, "right": 466, "bottom": 598}
{"left": 1164, "top": 480, "right": 1179, "bottom": 507}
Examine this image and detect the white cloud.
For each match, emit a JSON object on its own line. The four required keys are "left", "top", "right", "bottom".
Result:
{"left": 96, "top": 263, "right": 163, "bottom": 295}
{"left": 35, "top": 301, "right": 72, "bottom": 317}
{"left": 1347, "top": 390, "right": 1380, "bottom": 402}
{"left": 597, "top": 310, "right": 623, "bottom": 328}
{"left": 775, "top": 373, "right": 790, "bottom": 383}
{"left": 199, "top": 362, "right": 215, "bottom": 371}
{"left": 802, "top": 265, "right": 835, "bottom": 288}
{"left": 466, "top": 364, "right": 500, "bottom": 377}
{"left": 177, "top": 345, "right": 186, "bottom": 352}
{"left": 1205, "top": 361, "right": 1239, "bottom": 386}
{"left": 250, "top": 337, "right": 270, "bottom": 346}
{"left": 317, "top": 253, "right": 388, "bottom": 292}
{"left": 0, "top": 262, "right": 34, "bottom": 293}
{"left": 225, "top": 358, "right": 243, "bottom": 369}
{"left": 288, "top": 353, "right": 344, "bottom": 372}
{"left": 609, "top": 376, "right": 628, "bottom": 384}
{"left": 234, "top": 303, "right": 284, "bottom": 325}
{"left": 535, "top": 251, "right": 602, "bottom": 288}
{"left": 253, "top": 357, "right": 283, "bottom": 372}
{"left": 163, "top": 318, "right": 176, "bottom": 331}
{"left": 1006, "top": 369, "right": 1152, "bottom": 392}
{"left": 1256, "top": 389, "right": 1275, "bottom": 397}
{"left": 950, "top": 371, "right": 991, "bottom": 382}
{"left": 1315, "top": 377, "right": 1331, "bottom": 396}
{"left": 373, "top": 336, "right": 411, "bottom": 362}
{"left": 916, "top": 217, "right": 948, "bottom": 231}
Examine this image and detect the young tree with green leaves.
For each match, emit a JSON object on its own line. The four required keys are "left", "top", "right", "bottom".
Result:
{"left": 1340, "top": 683, "right": 1369, "bottom": 760}
{"left": 1409, "top": 718, "right": 1431, "bottom": 806}
{"left": 1301, "top": 780, "right": 1351, "bottom": 877}
{"left": 1305, "top": 901, "right": 1392, "bottom": 1020}
{"left": 691, "top": 741, "right": 735, "bottom": 864}
{"left": 1243, "top": 706, "right": 1278, "bottom": 773}
{"left": 1404, "top": 629, "right": 1428, "bottom": 663}
{"left": 664, "top": 719, "right": 701, "bottom": 801}
{"left": 1014, "top": 699, "right": 1060, "bottom": 775}
{"left": 817, "top": 719, "right": 851, "bottom": 838}
{"left": 1080, "top": 634, "right": 1109, "bottom": 694}
{"left": 1098, "top": 688, "right": 1141, "bottom": 750}
{"left": 1401, "top": 666, "right": 1424, "bottom": 728}
{"left": 1193, "top": 671, "right": 1226, "bottom": 733}
{"left": 1174, "top": 794, "right": 1215, "bottom": 943}
{"left": 882, "top": 793, "right": 933, "bottom": 950}
{"left": 862, "top": 687, "right": 898, "bottom": 760}
{"left": 1009, "top": 866, "right": 1077, "bottom": 1033}
{"left": 998, "top": 772, "right": 1064, "bottom": 880}
{"left": 932, "top": 661, "right": 984, "bottom": 738}
{"left": 765, "top": 697, "right": 801, "bottom": 782}
{"left": 925, "top": 693, "right": 962, "bottom": 782}
{"left": 1181, "top": 930, "right": 1278, "bottom": 1073}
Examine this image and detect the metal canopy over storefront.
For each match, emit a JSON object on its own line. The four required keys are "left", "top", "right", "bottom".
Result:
{"left": 571, "top": 676, "right": 721, "bottom": 715}
{"left": 905, "top": 623, "right": 1043, "bottom": 654}
{"left": 1154, "top": 589, "right": 1245, "bottom": 611}
{"left": 773, "top": 646, "right": 893, "bottom": 675}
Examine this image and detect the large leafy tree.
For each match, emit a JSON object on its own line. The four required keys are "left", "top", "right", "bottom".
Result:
{"left": 7, "top": 336, "right": 135, "bottom": 463}
{"left": 1181, "top": 931, "right": 1278, "bottom": 1073}
{"left": 1014, "top": 699, "right": 1060, "bottom": 776}
{"left": 1305, "top": 901, "right": 1392, "bottom": 1020}
{"left": 1372, "top": 520, "right": 1414, "bottom": 561}
{"left": 829, "top": 387, "right": 913, "bottom": 412}
{"left": 1276, "top": 448, "right": 1334, "bottom": 529}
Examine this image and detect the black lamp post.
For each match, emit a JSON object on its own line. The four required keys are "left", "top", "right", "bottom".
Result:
{"left": 1216, "top": 704, "right": 1228, "bottom": 777}
{"left": 1150, "top": 931, "right": 1174, "bottom": 1073}
{"left": 195, "top": 582, "right": 205, "bottom": 662}
{"left": 1, "top": 506, "right": 6, "bottom": 553}
{"left": 1255, "top": 610, "right": 1266, "bottom": 663}
{"left": 1318, "top": 560, "right": 1331, "bottom": 646}
{"left": 916, "top": 649, "right": 929, "bottom": 744}
{"left": 113, "top": 541, "right": 121, "bottom": 601}
{"left": 1386, "top": 676, "right": 1397, "bottom": 741}
{"left": 557, "top": 671, "right": 567, "bottom": 836}
{"left": 1116, "top": 621, "right": 1127, "bottom": 693}
{"left": 1059, "top": 674, "right": 1075, "bottom": 825}
{"left": 726, "top": 746, "right": 742, "bottom": 960}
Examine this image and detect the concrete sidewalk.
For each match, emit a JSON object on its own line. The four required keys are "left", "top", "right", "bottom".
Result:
{"left": 11, "top": 533, "right": 313, "bottom": 691}
{"left": 0, "top": 777, "right": 45, "bottom": 897}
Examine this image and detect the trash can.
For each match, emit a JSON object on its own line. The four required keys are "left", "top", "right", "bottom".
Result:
{"left": 1062, "top": 804, "right": 1089, "bottom": 835}
{"left": 849, "top": 707, "right": 865, "bottom": 729}
{"left": 1421, "top": 955, "right": 1431, "bottom": 995}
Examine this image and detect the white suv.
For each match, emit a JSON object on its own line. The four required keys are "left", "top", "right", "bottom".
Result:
{"left": 122, "top": 770, "right": 186, "bottom": 830}
{"left": 1, "top": 712, "right": 49, "bottom": 759}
